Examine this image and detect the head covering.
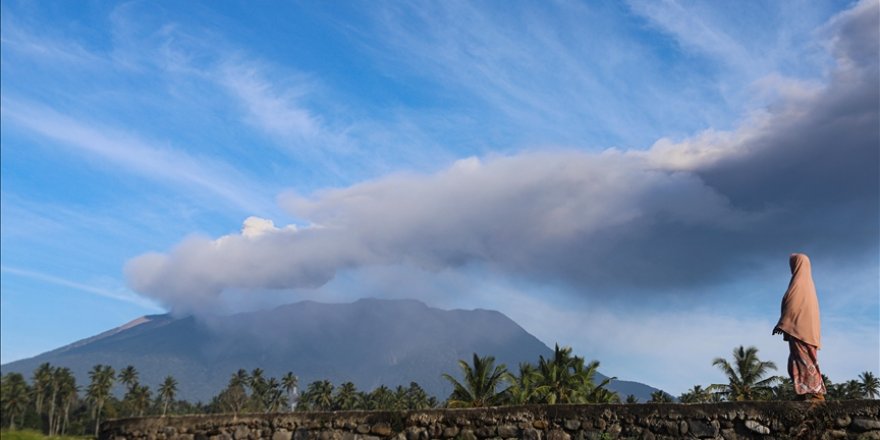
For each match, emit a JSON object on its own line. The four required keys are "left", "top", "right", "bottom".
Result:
{"left": 776, "top": 253, "right": 821, "bottom": 348}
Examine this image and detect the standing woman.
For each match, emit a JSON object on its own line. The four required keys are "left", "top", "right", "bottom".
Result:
{"left": 773, "top": 253, "right": 826, "bottom": 401}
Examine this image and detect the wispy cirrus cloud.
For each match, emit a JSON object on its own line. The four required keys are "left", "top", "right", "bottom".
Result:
{"left": 1, "top": 266, "right": 160, "bottom": 310}
{"left": 1, "top": 99, "right": 273, "bottom": 213}
{"left": 217, "top": 62, "right": 322, "bottom": 143}
{"left": 347, "top": 1, "right": 738, "bottom": 148}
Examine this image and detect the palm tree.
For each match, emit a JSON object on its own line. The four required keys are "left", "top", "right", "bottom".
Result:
{"left": 48, "top": 366, "right": 68, "bottom": 435}
{"left": 575, "top": 359, "right": 616, "bottom": 403}
{"left": 222, "top": 370, "right": 249, "bottom": 417}
{"left": 848, "top": 380, "right": 865, "bottom": 399}
{"left": 304, "top": 380, "right": 334, "bottom": 411}
{"left": 442, "top": 353, "right": 509, "bottom": 408}
{"left": 119, "top": 365, "right": 139, "bottom": 391}
{"left": 404, "top": 382, "right": 432, "bottom": 410}
{"left": 533, "top": 344, "right": 613, "bottom": 404}
{"left": 334, "top": 382, "right": 359, "bottom": 410}
{"left": 158, "top": 376, "right": 178, "bottom": 416}
{"left": 281, "top": 372, "right": 298, "bottom": 411}
{"left": 589, "top": 387, "right": 621, "bottom": 403}
{"left": 130, "top": 384, "right": 152, "bottom": 416}
{"left": 232, "top": 369, "right": 250, "bottom": 388}
{"left": 1, "top": 373, "right": 30, "bottom": 429}
{"left": 55, "top": 369, "right": 78, "bottom": 436}
{"left": 32, "top": 362, "right": 53, "bottom": 416}
{"left": 505, "top": 363, "right": 541, "bottom": 405}
{"left": 625, "top": 394, "right": 639, "bottom": 404}
{"left": 859, "top": 371, "right": 879, "bottom": 399}
{"left": 87, "top": 364, "right": 115, "bottom": 437}
{"left": 710, "top": 346, "right": 778, "bottom": 401}
{"left": 649, "top": 390, "right": 674, "bottom": 403}
{"left": 263, "top": 378, "right": 286, "bottom": 413}
{"left": 367, "top": 385, "right": 394, "bottom": 410}
{"left": 249, "top": 368, "right": 267, "bottom": 411}
{"left": 679, "top": 385, "right": 715, "bottom": 403}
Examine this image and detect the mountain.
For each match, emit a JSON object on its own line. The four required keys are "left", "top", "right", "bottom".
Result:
{"left": 1, "top": 298, "right": 658, "bottom": 402}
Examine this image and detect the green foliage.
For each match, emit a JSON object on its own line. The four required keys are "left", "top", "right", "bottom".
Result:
{"left": 86, "top": 365, "right": 114, "bottom": 437}
{"left": 859, "top": 371, "right": 879, "bottom": 399}
{"left": 442, "top": 353, "right": 509, "bottom": 408}
{"left": 1, "top": 373, "right": 30, "bottom": 429}
{"left": 158, "top": 376, "right": 178, "bottom": 417}
{"left": 709, "top": 346, "right": 777, "bottom": 401}
{"left": 679, "top": 385, "right": 713, "bottom": 403}
{"left": 648, "top": 390, "right": 674, "bottom": 403}
{"left": 494, "top": 344, "right": 618, "bottom": 406}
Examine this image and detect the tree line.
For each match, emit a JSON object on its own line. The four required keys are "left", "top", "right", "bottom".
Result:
{"left": 2, "top": 344, "right": 877, "bottom": 437}
{"left": 675, "top": 345, "right": 880, "bottom": 403}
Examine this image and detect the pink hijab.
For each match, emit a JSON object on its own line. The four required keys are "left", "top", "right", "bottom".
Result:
{"left": 776, "top": 253, "right": 821, "bottom": 348}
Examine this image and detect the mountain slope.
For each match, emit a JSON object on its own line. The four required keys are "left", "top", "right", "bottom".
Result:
{"left": 1, "top": 298, "right": 658, "bottom": 402}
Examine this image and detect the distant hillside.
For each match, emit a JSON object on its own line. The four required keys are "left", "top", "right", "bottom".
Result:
{"left": 1, "top": 298, "right": 659, "bottom": 402}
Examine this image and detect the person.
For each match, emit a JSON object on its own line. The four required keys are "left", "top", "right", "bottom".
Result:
{"left": 772, "top": 253, "right": 826, "bottom": 402}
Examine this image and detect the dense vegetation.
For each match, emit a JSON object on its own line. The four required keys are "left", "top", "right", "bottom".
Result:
{"left": 2, "top": 344, "right": 877, "bottom": 438}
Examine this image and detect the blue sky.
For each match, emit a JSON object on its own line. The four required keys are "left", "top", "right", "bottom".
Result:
{"left": 1, "top": 0, "right": 877, "bottom": 395}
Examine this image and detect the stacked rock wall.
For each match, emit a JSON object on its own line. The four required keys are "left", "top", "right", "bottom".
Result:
{"left": 101, "top": 401, "right": 880, "bottom": 440}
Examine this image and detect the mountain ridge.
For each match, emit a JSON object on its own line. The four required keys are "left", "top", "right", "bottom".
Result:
{"left": 1, "top": 298, "right": 659, "bottom": 402}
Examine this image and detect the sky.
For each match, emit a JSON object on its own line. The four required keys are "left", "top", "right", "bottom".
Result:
{"left": 1, "top": 0, "right": 878, "bottom": 396}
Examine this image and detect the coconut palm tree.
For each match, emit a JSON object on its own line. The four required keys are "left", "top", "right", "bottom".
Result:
{"left": 281, "top": 372, "right": 298, "bottom": 411}
{"left": 649, "top": 390, "right": 674, "bottom": 403}
{"left": 55, "top": 368, "right": 78, "bottom": 435}
{"left": 1, "top": 373, "right": 30, "bottom": 429}
{"left": 403, "top": 382, "right": 432, "bottom": 410}
{"left": 589, "top": 387, "right": 621, "bottom": 403}
{"left": 249, "top": 368, "right": 267, "bottom": 411}
{"left": 47, "top": 366, "right": 69, "bottom": 435}
{"left": 119, "top": 365, "right": 139, "bottom": 391}
{"left": 625, "top": 394, "right": 639, "bottom": 404}
{"left": 442, "top": 353, "right": 509, "bottom": 408}
{"left": 575, "top": 359, "right": 616, "bottom": 403}
{"left": 130, "top": 384, "right": 152, "bottom": 416}
{"left": 392, "top": 385, "right": 409, "bottom": 411}
{"left": 158, "top": 376, "right": 178, "bottom": 416}
{"left": 31, "top": 362, "right": 53, "bottom": 416}
{"left": 232, "top": 369, "right": 250, "bottom": 389}
{"left": 533, "top": 344, "right": 613, "bottom": 404}
{"left": 710, "top": 346, "right": 778, "bottom": 401}
{"left": 222, "top": 370, "right": 249, "bottom": 417}
{"left": 303, "top": 380, "right": 334, "bottom": 411}
{"left": 263, "top": 378, "right": 286, "bottom": 413}
{"left": 87, "top": 364, "right": 115, "bottom": 437}
{"left": 505, "top": 363, "right": 541, "bottom": 405}
{"left": 333, "top": 382, "right": 359, "bottom": 410}
{"left": 679, "top": 385, "right": 712, "bottom": 403}
{"left": 367, "top": 385, "right": 395, "bottom": 410}
{"left": 859, "top": 371, "right": 879, "bottom": 399}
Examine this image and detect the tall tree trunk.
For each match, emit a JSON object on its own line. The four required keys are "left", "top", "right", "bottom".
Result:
{"left": 162, "top": 399, "right": 168, "bottom": 417}
{"left": 62, "top": 401, "right": 70, "bottom": 436}
{"left": 94, "top": 402, "right": 103, "bottom": 438}
{"left": 48, "top": 389, "right": 57, "bottom": 436}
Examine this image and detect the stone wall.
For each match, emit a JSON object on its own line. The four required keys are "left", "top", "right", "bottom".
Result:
{"left": 101, "top": 401, "right": 880, "bottom": 440}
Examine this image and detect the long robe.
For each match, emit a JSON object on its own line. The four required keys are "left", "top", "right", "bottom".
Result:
{"left": 776, "top": 253, "right": 824, "bottom": 396}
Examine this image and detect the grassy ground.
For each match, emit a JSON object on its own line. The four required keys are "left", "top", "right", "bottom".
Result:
{"left": 0, "top": 430, "right": 91, "bottom": 440}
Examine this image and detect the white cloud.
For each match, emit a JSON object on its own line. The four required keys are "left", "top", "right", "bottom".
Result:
{"left": 0, "top": 266, "right": 161, "bottom": 311}
{"left": 218, "top": 62, "right": 321, "bottom": 141}
{"left": 1, "top": 99, "right": 273, "bottom": 213}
